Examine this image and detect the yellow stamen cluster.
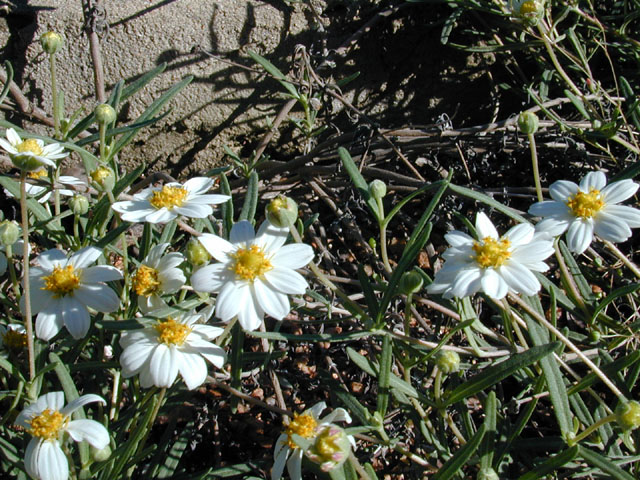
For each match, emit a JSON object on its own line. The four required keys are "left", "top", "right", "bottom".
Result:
{"left": 472, "top": 237, "right": 512, "bottom": 268}
{"left": 28, "top": 169, "right": 48, "bottom": 180}
{"left": 42, "top": 265, "right": 80, "bottom": 297}
{"left": 286, "top": 413, "right": 318, "bottom": 448}
{"left": 230, "top": 245, "right": 272, "bottom": 281}
{"left": 16, "top": 139, "right": 43, "bottom": 156}
{"left": 132, "top": 265, "right": 160, "bottom": 297}
{"left": 149, "top": 186, "right": 188, "bottom": 210}
{"left": 566, "top": 189, "right": 604, "bottom": 219}
{"left": 2, "top": 329, "right": 28, "bottom": 350}
{"left": 28, "top": 409, "right": 67, "bottom": 441}
{"left": 154, "top": 317, "right": 191, "bottom": 346}
{"left": 90, "top": 166, "right": 112, "bottom": 183}
{"left": 315, "top": 429, "right": 341, "bottom": 458}
{"left": 519, "top": 0, "right": 539, "bottom": 15}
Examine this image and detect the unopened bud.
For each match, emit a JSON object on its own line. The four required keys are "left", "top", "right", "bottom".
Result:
{"left": 368, "top": 179, "right": 387, "bottom": 200}
{"left": 436, "top": 350, "right": 461, "bottom": 374}
{"left": 266, "top": 195, "right": 298, "bottom": 228}
{"left": 306, "top": 424, "right": 352, "bottom": 473}
{"left": 518, "top": 111, "right": 539, "bottom": 135}
{"left": 187, "top": 238, "right": 211, "bottom": 266}
{"left": 95, "top": 104, "right": 117, "bottom": 125}
{"left": 69, "top": 195, "right": 89, "bottom": 216}
{"left": 90, "top": 166, "right": 115, "bottom": 192}
{"left": 91, "top": 444, "right": 112, "bottom": 462}
{"left": 513, "top": 0, "right": 544, "bottom": 25}
{"left": 40, "top": 31, "right": 63, "bottom": 54}
{"left": 616, "top": 401, "right": 640, "bottom": 431}
{"left": 0, "top": 220, "right": 20, "bottom": 246}
{"left": 310, "top": 97, "right": 322, "bottom": 111}
{"left": 477, "top": 468, "right": 500, "bottom": 480}
{"left": 398, "top": 270, "right": 423, "bottom": 295}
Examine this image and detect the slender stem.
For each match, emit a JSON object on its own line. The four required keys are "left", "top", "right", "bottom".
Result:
{"left": 49, "top": 53, "right": 60, "bottom": 138}
{"left": 99, "top": 122, "right": 107, "bottom": 162}
{"left": 508, "top": 294, "right": 625, "bottom": 400}
{"left": 569, "top": 413, "right": 617, "bottom": 446}
{"left": 134, "top": 387, "right": 167, "bottom": 457}
{"left": 603, "top": 239, "right": 640, "bottom": 279}
{"left": 536, "top": 22, "right": 582, "bottom": 97}
{"left": 20, "top": 172, "right": 35, "bottom": 381}
{"left": 501, "top": 299, "right": 529, "bottom": 349}
{"left": 553, "top": 243, "right": 588, "bottom": 314}
{"left": 109, "top": 370, "right": 120, "bottom": 421}
{"left": 5, "top": 245, "right": 21, "bottom": 299}
{"left": 433, "top": 369, "right": 444, "bottom": 406}
{"left": 215, "top": 317, "right": 237, "bottom": 346}
{"left": 376, "top": 196, "right": 392, "bottom": 274}
{"left": 528, "top": 132, "right": 543, "bottom": 202}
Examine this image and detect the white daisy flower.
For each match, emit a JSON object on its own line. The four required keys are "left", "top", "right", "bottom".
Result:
{"left": 4, "top": 168, "right": 85, "bottom": 204}
{"left": 24, "top": 247, "right": 123, "bottom": 341}
{"left": 427, "top": 212, "right": 555, "bottom": 300}
{"left": 191, "top": 220, "right": 314, "bottom": 331}
{"left": 111, "top": 177, "right": 230, "bottom": 224}
{"left": 131, "top": 243, "right": 186, "bottom": 314}
{"left": 528, "top": 171, "right": 640, "bottom": 255}
{"left": 0, "top": 128, "right": 67, "bottom": 171}
{"left": 15, "top": 391, "right": 109, "bottom": 480}
{"left": 272, "top": 402, "right": 352, "bottom": 480}
{"left": 119, "top": 312, "right": 226, "bottom": 390}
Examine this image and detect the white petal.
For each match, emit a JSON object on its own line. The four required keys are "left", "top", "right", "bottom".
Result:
{"left": 500, "top": 263, "right": 540, "bottom": 296}
{"left": 66, "top": 419, "right": 109, "bottom": 449}
{"left": 183, "top": 177, "right": 214, "bottom": 194}
{"left": 36, "top": 440, "right": 69, "bottom": 480}
{"left": 198, "top": 234, "right": 234, "bottom": 262}
{"left": 237, "top": 292, "right": 263, "bottom": 331}
{"left": 480, "top": 269, "right": 508, "bottom": 299}
{"left": 255, "top": 222, "right": 289, "bottom": 253}
{"left": 24, "top": 438, "right": 41, "bottom": 479}
{"left": 603, "top": 204, "right": 640, "bottom": 228}
{"left": 263, "top": 268, "right": 308, "bottom": 295}
{"left": 120, "top": 344, "right": 154, "bottom": 376}
{"left": 157, "top": 251, "right": 185, "bottom": 270}
{"left": 580, "top": 171, "right": 607, "bottom": 191}
{"left": 601, "top": 179, "right": 639, "bottom": 205}
{"left": 69, "top": 246, "right": 102, "bottom": 269}
{"left": 254, "top": 281, "right": 290, "bottom": 320}
{"left": 272, "top": 438, "right": 290, "bottom": 480}
{"left": 173, "top": 203, "right": 212, "bottom": 218}
{"left": 534, "top": 217, "right": 570, "bottom": 237}
{"left": 549, "top": 180, "right": 578, "bottom": 202}
{"left": 61, "top": 296, "right": 91, "bottom": 339}
{"left": 214, "top": 281, "right": 245, "bottom": 321}
{"left": 594, "top": 212, "right": 632, "bottom": 243}
{"left": 286, "top": 450, "right": 303, "bottom": 480}
{"left": 450, "top": 268, "right": 482, "bottom": 298}
{"left": 270, "top": 244, "right": 314, "bottom": 269}
{"left": 75, "top": 284, "right": 121, "bottom": 312}
{"left": 321, "top": 407, "right": 352, "bottom": 424}
{"left": 475, "top": 212, "right": 498, "bottom": 239}
{"left": 191, "top": 324, "right": 224, "bottom": 341}
{"left": 149, "top": 345, "right": 179, "bottom": 388}
{"left": 444, "top": 230, "right": 473, "bottom": 247}
{"left": 503, "top": 223, "right": 534, "bottom": 246}
{"left": 191, "top": 263, "right": 231, "bottom": 292}
{"left": 188, "top": 193, "right": 230, "bottom": 205}
{"left": 230, "top": 221, "right": 256, "bottom": 245}
{"left": 81, "top": 265, "right": 123, "bottom": 283}
{"left": 145, "top": 208, "right": 175, "bottom": 224}
{"left": 566, "top": 220, "right": 593, "bottom": 254}
{"left": 35, "top": 307, "right": 64, "bottom": 341}
{"left": 61, "top": 394, "right": 106, "bottom": 416}
{"left": 37, "top": 249, "right": 68, "bottom": 271}
{"left": 177, "top": 350, "right": 208, "bottom": 390}
{"left": 6, "top": 128, "right": 21, "bottom": 145}
{"left": 145, "top": 243, "right": 170, "bottom": 266}
{"left": 188, "top": 341, "right": 226, "bottom": 369}
{"left": 16, "top": 392, "right": 65, "bottom": 427}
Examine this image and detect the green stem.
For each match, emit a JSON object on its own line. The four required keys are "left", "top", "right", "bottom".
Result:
{"left": 5, "top": 244, "right": 21, "bottom": 300}
{"left": 134, "top": 387, "right": 167, "bottom": 457}
{"left": 99, "top": 122, "right": 107, "bottom": 163}
{"left": 536, "top": 22, "right": 582, "bottom": 97}
{"left": 528, "top": 132, "right": 543, "bottom": 203}
{"left": 603, "top": 239, "right": 640, "bottom": 279}
{"left": 553, "top": 242, "right": 588, "bottom": 315}
{"left": 376, "top": 196, "right": 392, "bottom": 274}
{"left": 569, "top": 413, "right": 617, "bottom": 446}
{"left": 20, "top": 171, "right": 35, "bottom": 381}
{"left": 49, "top": 53, "right": 60, "bottom": 138}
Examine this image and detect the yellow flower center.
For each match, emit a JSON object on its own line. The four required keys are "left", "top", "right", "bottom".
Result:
{"left": 28, "top": 409, "right": 67, "bottom": 441}
{"left": 154, "top": 317, "right": 191, "bottom": 346}
{"left": 16, "top": 139, "right": 43, "bottom": 156}
{"left": 132, "top": 265, "right": 160, "bottom": 297}
{"left": 2, "top": 329, "right": 27, "bottom": 350}
{"left": 149, "top": 186, "right": 188, "bottom": 210}
{"left": 230, "top": 245, "right": 273, "bottom": 281}
{"left": 519, "top": 0, "right": 539, "bottom": 14}
{"left": 28, "top": 169, "right": 48, "bottom": 180}
{"left": 566, "top": 189, "right": 604, "bottom": 219}
{"left": 90, "top": 166, "right": 112, "bottom": 183}
{"left": 286, "top": 413, "right": 318, "bottom": 448}
{"left": 42, "top": 265, "right": 80, "bottom": 297}
{"left": 472, "top": 237, "right": 512, "bottom": 268}
{"left": 316, "top": 429, "right": 341, "bottom": 459}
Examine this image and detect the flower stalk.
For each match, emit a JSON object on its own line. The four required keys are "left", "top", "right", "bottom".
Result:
{"left": 20, "top": 171, "right": 36, "bottom": 380}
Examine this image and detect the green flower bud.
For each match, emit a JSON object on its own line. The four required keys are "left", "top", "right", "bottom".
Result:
{"left": 477, "top": 468, "right": 500, "bottom": 480}
{"left": 436, "top": 350, "right": 461, "bottom": 374}
{"left": 94, "top": 104, "right": 117, "bottom": 125}
{"left": 368, "top": 179, "right": 387, "bottom": 200}
{"left": 90, "top": 166, "right": 115, "bottom": 192}
{"left": 513, "top": 0, "right": 545, "bottom": 25}
{"left": 40, "top": 31, "right": 63, "bottom": 54}
{"left": 398, "top": 270, "right": 424, "bottom": 295}
{"left": 69, "top": 195, "right": 89, "bottom": 216}
{"left": 265, "top": 195, "right": 298, "bottom": 228}
{"left": 91, "top": 444, "right": 112, "bottom": 462}
{"left": 0, "top": 220, "right": 20, "bottom": 246}
{"left": 616, "top": 401, "right": 640, "bottom": 431}
{"left": 306, "top": 424, "right": 352, "bottom": 473}
{"left": 187, "top": 238, "right": 211, "bottom": 266}
{"left": 518, "top": 111, "right": 539, "bottom": 135}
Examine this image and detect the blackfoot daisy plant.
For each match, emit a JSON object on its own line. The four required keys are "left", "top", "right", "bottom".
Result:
{"left": 0, "top": 128, "right": 67, "bottom": 171}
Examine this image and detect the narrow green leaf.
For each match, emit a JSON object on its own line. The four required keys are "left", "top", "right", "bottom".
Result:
{"left": 568, "top": 351, "right": 640, "bottom": 396}
{"left": 478, "top": 391, "right": 497, "bottom": 470}
{"left": 338, "top": 147, "right": 380, "bottom": 221}
{"left": 376, "top": 335, "right": 392, "bottom": 417}
{"left": 577, "top": 445, "right": 636, "bottom": 480}
{"left": 248, "top": 50, "right": 299, "bottom": 98}
{"left": 557, "top": 240, "right": 595, "bottom": 302}
{"left": 248, "top": 330, "right": 372, "bottom": 343}
{"left": 447, "top": 183, "right": 528, "bottom": 223}
{"left": 121, "top": 63, "right": 167, "bottom": 101}
{"left": 565, "top": 89, "right": 590, "bottom": 120}
{"left": 239, "top": 171, "right": 258, "bottom": 222}
{"left": 0, "top": 60, "right": 13, "bottom": 106}
{"left": 0, "top": 176, "right": 53, "bottom": 223}
{"left": 357, "top": 265, "right": 379, "bottom": 317}
{"left": 444, "top": 343, "right": 561, "bottom": 407}
{"left": 347, "top": 347, "right": 419, "bottom": 398}
{"left": 0, "top": 354, "right": 25, "bottom": 382}
{"left": 516, "top": 446, "right": 579, "bottom": 480}
{"left": 219, "top": 173, "right": 233, "bottom": 236}
{"left": 432, "top": 424, "right": 486, "bottom": 480}
{"left": 592, "top": 283, "right": 640, "bottom": 323}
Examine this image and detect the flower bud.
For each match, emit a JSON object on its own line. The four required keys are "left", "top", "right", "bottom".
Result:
{"left": 518, "top": 111, "right": 539, "bottom": 135}
{"left": 436, "top": 350, "right": 461, "bottom": 374}
{"left": 368, "top": 179, "right": 387, "bottom": 200}
{"left": 398, "top": 270, "right": 423, "bottom": 295}
{"left": 616, "top": 401, "right": 640, "bottom": 431}
{"left": 40, "top": 31, "right": 63, "bottom": 54}
{"left": 477, "top": 468, "right": 500, "bottom": 480}
{"left": 310, "top": 97, "right": 322, "bottom": 111}
{"left": 187, "top": 238, "right": 211, "bottom": 266}
{"left": 0, "top": 220, "right": 20, "bottom": 246}
{"left": 265, "top": 195, "right": 298, "bottom": 228}
{"left": 69, "top": 195, "right": 89, "bottom": 216}
{"left": 91, "top": 444, "right": 112, "bottom": 462}
{"left": 513, "top": 0, "right": 544, "bottom": 25}
{"left": 94, "top": 104, "right": 117, "bottom": 125}
{"left": 306, "top": 424, "right": 352, "bottom": 472}
{"left": 90, "top": 166, "right": 115, "bottom": 192}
